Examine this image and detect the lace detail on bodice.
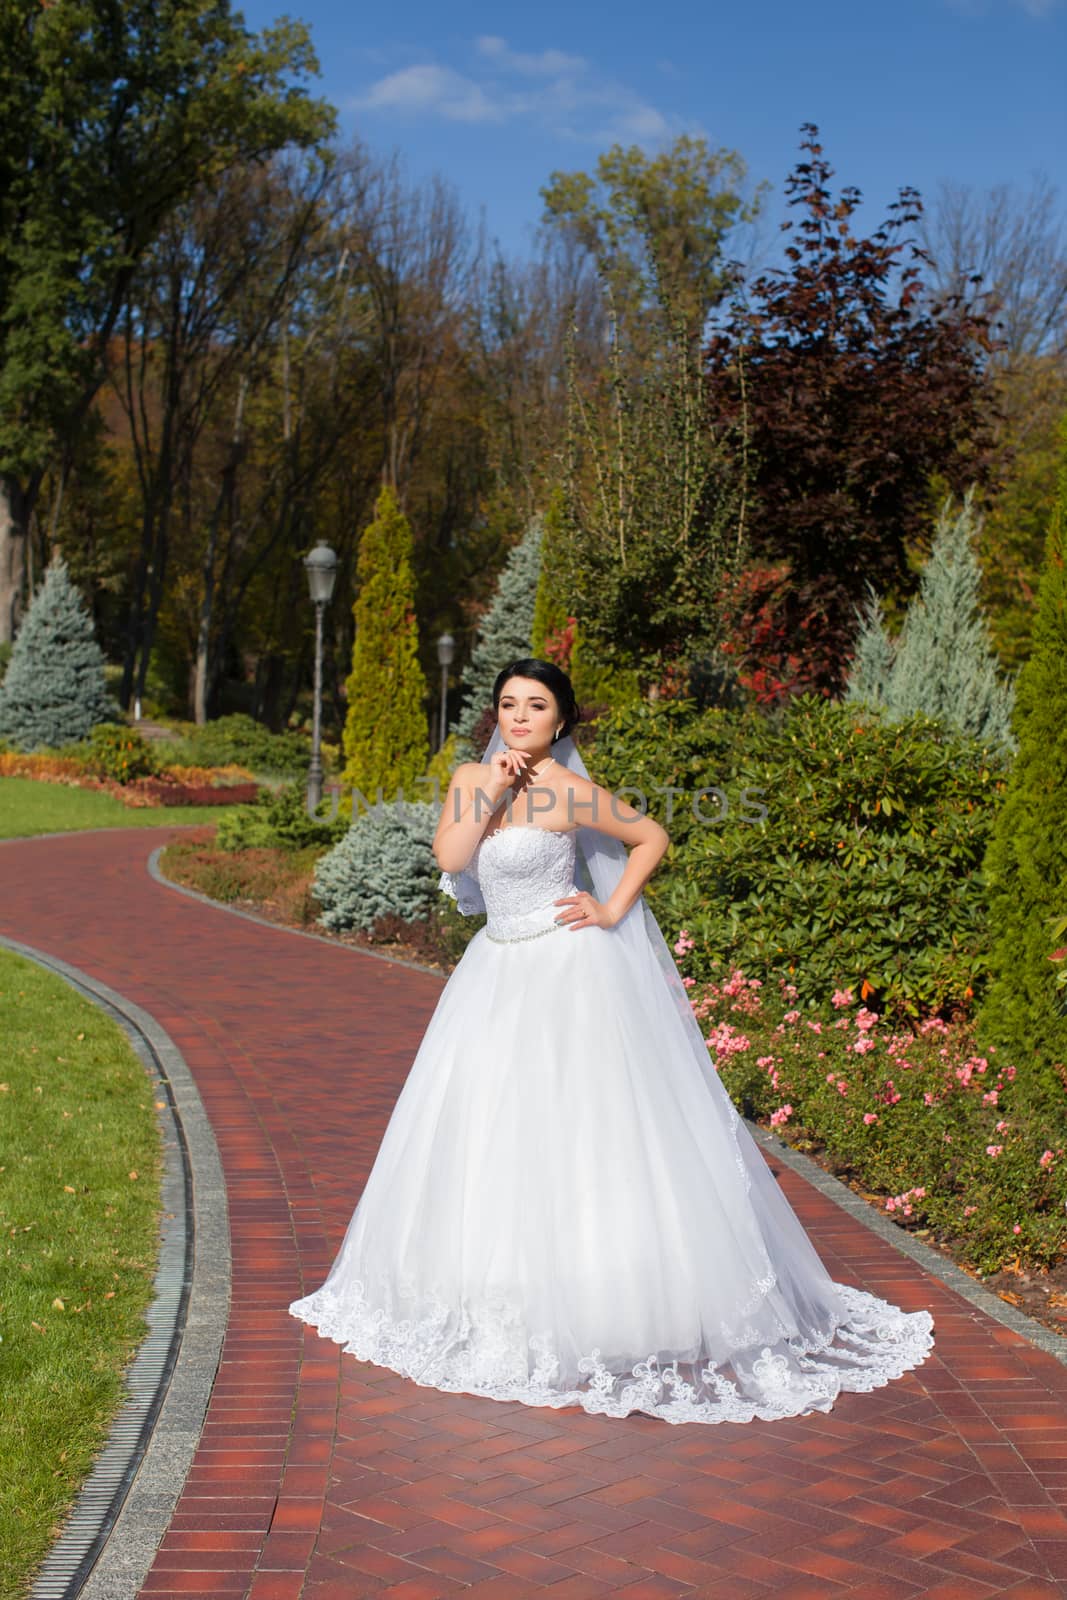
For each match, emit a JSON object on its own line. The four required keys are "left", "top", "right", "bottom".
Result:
{"left": 469, "top": 827, "right": 581, "bottom": 941}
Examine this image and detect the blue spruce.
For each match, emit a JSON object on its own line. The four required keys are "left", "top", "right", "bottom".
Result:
{"left": 0, "top": 559, "right": 117, "bottom": 750}
{"left": 451, "top": 515, "right": 543, "bottom": 756}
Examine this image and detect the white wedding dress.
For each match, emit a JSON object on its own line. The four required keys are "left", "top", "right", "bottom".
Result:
{"left": 290, "top": 823, "right": 934, "bottom": 1425}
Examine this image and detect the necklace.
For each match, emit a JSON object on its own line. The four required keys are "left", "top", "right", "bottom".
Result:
{"left": 528, "top": 756, "right": 555, "bottom": 782}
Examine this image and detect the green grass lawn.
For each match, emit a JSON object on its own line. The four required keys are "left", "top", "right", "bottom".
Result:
{"left": 0, "top": 950, "right": 162, "bottom": 1600}
{"left": 0, "top": 776, "right": 239, "bottom": 838}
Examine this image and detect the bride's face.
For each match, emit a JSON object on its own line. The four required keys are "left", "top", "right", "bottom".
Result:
{"left": 496, "top": 677, "right": 559, "bottom": 755}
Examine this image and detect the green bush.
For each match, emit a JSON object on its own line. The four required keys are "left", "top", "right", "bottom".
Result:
{"left": 168, "top": 714, "right": 314, "bottom": 777}
{"left": 214, "top": 780, "right": 348, "bottom": 853}
{"left": 313, "top": 801, "right": 439, "bottom": 932}
{"left": 978, "top": 422, "right": 1067, "bottom": 1102}
{"left": 592, "top": 695, "right": 1008, "bottom": 1021}
{"left": 81, "top": 722, "right": 160, "bottom": 784}
{"left": 683, "top": 960, "right": 1067, "bottom": 1276}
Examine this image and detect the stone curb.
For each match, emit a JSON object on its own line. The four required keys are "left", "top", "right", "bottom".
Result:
{"left": 0, "top": 936, "right": 231, "bottom": 1600}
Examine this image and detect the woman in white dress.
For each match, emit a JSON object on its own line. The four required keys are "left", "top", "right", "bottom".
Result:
{"left": 290, "top": 659, "right": 934, "bottom": 1425}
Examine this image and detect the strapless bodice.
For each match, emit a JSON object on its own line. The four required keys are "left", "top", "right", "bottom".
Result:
{"left": 469, "top": 827, "right": 581, "bottom": 942}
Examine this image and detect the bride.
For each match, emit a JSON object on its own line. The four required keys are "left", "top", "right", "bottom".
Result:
{"left": 290, "top": 658, "right": 934, "bottom": 1425}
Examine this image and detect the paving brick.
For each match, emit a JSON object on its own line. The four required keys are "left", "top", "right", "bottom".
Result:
{"left": 4, "top": 826, "right": 1067, "bottom": 1599}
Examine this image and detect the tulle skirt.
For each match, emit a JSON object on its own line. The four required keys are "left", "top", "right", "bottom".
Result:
{"left": 290, "top": 919, "right": 934, "bottom": 1425}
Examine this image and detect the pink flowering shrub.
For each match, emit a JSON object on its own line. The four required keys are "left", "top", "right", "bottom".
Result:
{"left": 684, "top": 956, "right": 1067, "bottom": 1275}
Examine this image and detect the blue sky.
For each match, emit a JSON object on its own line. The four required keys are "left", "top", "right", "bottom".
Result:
{"left": 239, "top": 0, "right": 1066, "bottom": 270}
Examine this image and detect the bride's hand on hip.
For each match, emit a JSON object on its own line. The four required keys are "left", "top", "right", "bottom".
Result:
{"left": 554, "top": 892, "right": 615, "bottom": 931}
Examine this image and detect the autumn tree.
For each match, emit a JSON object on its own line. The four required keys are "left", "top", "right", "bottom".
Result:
{"left": 0, "top": 0, "right": 335, "bottom": 645}
{"left": 705, "top": 123, "right": 999, "bottom": 700}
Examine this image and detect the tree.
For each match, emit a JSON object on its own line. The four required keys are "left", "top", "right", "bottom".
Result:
{"left": 541, "top": 135, "right": 767, "bottom": 353}
{"left": 452, "top": 516, "right": 543, "bottom": 754}
{"left": 0, "top": 0, "right": 335, "bottom": 643}
{"left": 342, "top": 487, "right": 429, "bottom": 800}
{"left": 844, "top": 488, "right": 1016, "bottom": 752}
{"left": 0, "top": 558, "right": 115, "bottom": 749}
{"left": 977, "top": 416, "right": 1067, "bottom": 1097}
{"left": 705, "top": 124, "right": 999, "bottom": 699}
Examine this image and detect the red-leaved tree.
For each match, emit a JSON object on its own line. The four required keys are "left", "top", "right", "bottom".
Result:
{"left": 705, "top": 124, "right": 1000, "bottom": 700}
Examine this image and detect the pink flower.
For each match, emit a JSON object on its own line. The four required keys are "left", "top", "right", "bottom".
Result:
{"left": 923, "top": 1093, "right": 935, "bottom": 1106}
{"left": 837, "top": 1080, "right": 849, "bottom": 1096}
{"left": 851, "top": 1036, "right": 877, "bottom": 1054}
{"left": 806, "top": 1020, "right": 823, "bottom": 1034}
{"left": 826, "top": 1072, "right": 837, "bottom": 1084}
{"left": 756, "top": 1055, "right": 776, "bottom": 1069}
{"left": 995, "top": 1119, "right": 1008, "bottom": 1133}
{"left": 964, "top": 1205, "right": 977, "bottom": 1217}
{"left": 863, "top": 1112, "right": 879, "bottom": 1125}
{"left": 1013, "top": 1224, "right": 1022, "bottom": 1235}
{"left": 986, "top": 1144, "right": 1003, "bottom": 1158}
{"left": 673, "top": 930, "right": 696, "bottom": 956}
{"left": 769, "top": 1104, "right": 793, "bottom": 1128}
{"left": 982, "top": 1090, "right": 999, "bottom": 1106}
{"left": 855, "top": 1007, "right": 879, "bottom": 1033}
{"left": 681, "top": 976, "right": 696, "bottom": 989}
{"left": 831, "top": 988, "right": 854, "bottom": 1009}
{"left": 1005, "top": 1065, "right": 1017, "bottom": 1081}
{"left": 784, "top": 1009, "right": 801, "bottom": 1024}
{"left": 1040, "top": 1150, "right": 1055, "bottom": 1170}
{"left": 706, "top": 1022, "right": 751, "bottom": 1057}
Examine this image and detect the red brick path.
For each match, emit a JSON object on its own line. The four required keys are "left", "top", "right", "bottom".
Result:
{"left": 4, "top": 828, "right": 1067, "bottom": 1600}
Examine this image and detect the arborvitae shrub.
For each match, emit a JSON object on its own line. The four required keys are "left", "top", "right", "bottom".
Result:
{"left": 0, "top": 559, "right": 116, "bottom": 749}
{"left": 342, "top": 487, "right": 429, "bottom": 798}
{"left": 977, "top": 417, "right": 1067, "bottom": 1106}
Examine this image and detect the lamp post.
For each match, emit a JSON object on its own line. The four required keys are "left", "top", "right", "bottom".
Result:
{"left": 436, "top": 632, "right": 454, "bottom": 751}
{"left": 303, "top": 541, "right": 338, "bottom": 815}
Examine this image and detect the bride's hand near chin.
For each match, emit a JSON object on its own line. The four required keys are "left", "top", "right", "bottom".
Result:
{"left": 553, "top": 891, "right": 617, "bottom": 931}
{"left": 484, "top": 745, "right": 528, "bottom": 802}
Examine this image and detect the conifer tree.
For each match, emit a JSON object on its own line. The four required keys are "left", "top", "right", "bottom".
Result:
{"left": 844, "top": 585, "right": 895, "bottom": 709}
{"left": 842, "top": 488, "right": 1015, "bottom": 752}
{"left": 452, "top": 514, "right": 542, "bottom": 755}
{"left": 0, "top": 558, "right": 116, "bottom": 749}
{"left": 342, "top": 486, "right": 429, "bottom": 801}
{"left": 978, "top": 417, "right": 1067, "bottom": 1092}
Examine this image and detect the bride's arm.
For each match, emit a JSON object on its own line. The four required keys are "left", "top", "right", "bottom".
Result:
{"left": 432, "top": 764, "right": 498, "bottom": 872}
{"left": 562, "top": 772, "right": 670, "bottom": 926}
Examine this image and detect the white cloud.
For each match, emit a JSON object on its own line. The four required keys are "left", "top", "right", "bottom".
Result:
{"left": 350, "top": 35, "right": 676, "bottom": 148}
{"left": 475, "top": 35, "right": 586, "bottom": 77}
{"left": 353, "top": 64, "right": 503, "bottom": 124}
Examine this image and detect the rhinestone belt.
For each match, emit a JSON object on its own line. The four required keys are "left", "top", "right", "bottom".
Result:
{"left": 485, "top": 919, "right": 566, "bottom": 945}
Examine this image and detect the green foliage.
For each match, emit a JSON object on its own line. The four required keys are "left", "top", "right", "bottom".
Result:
{"left": 313, "top": 801, "right": 439, "bottom": 932}
{"left": 452, "top": 514, "right": 543, "bottom": 754}
{"left": 343, "top": 487, "right": 430, "bottom": 798}
{"left": 82, "top": 722, "right": 160, "bottom": 784}
{"left": 558, "top": 298, "right": 746, "bottom": 690}
{"left": 0, "top": 559, "right": 116, "bottom": 749}
{"left": 214, "top": 780, "right": 347, "bottom": 853}
{"left": 541, "top": 134, "right": 765, "bottom": 351}
{"left": 0, "top": 950, "right": 160, "bottom": 1599}
{"left": 531, "top": 490, "right": 570, "bottom": 659}
{"left": 0, "top": 642, "right": 10, "bottom": 684}
{"left": 846, "top": 489, "right": 1016, "bottom": 752}
{"left": 0, "top": 0, "right": 335, "bottom": 484}
{"left": 685, "top": 966, "right": 1067, "bottom": 1276}
{"left": 590, "top": 697, "right": 749, "bottom": 853}
{"left": 593, "top": 695, "right": 1006, "bottom": 1019}
{"left": 168, "top": 713, "right": 313, "bottom": 776}
{"left": 978, "top": 417, "right": 1067, "bottom": 1096}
